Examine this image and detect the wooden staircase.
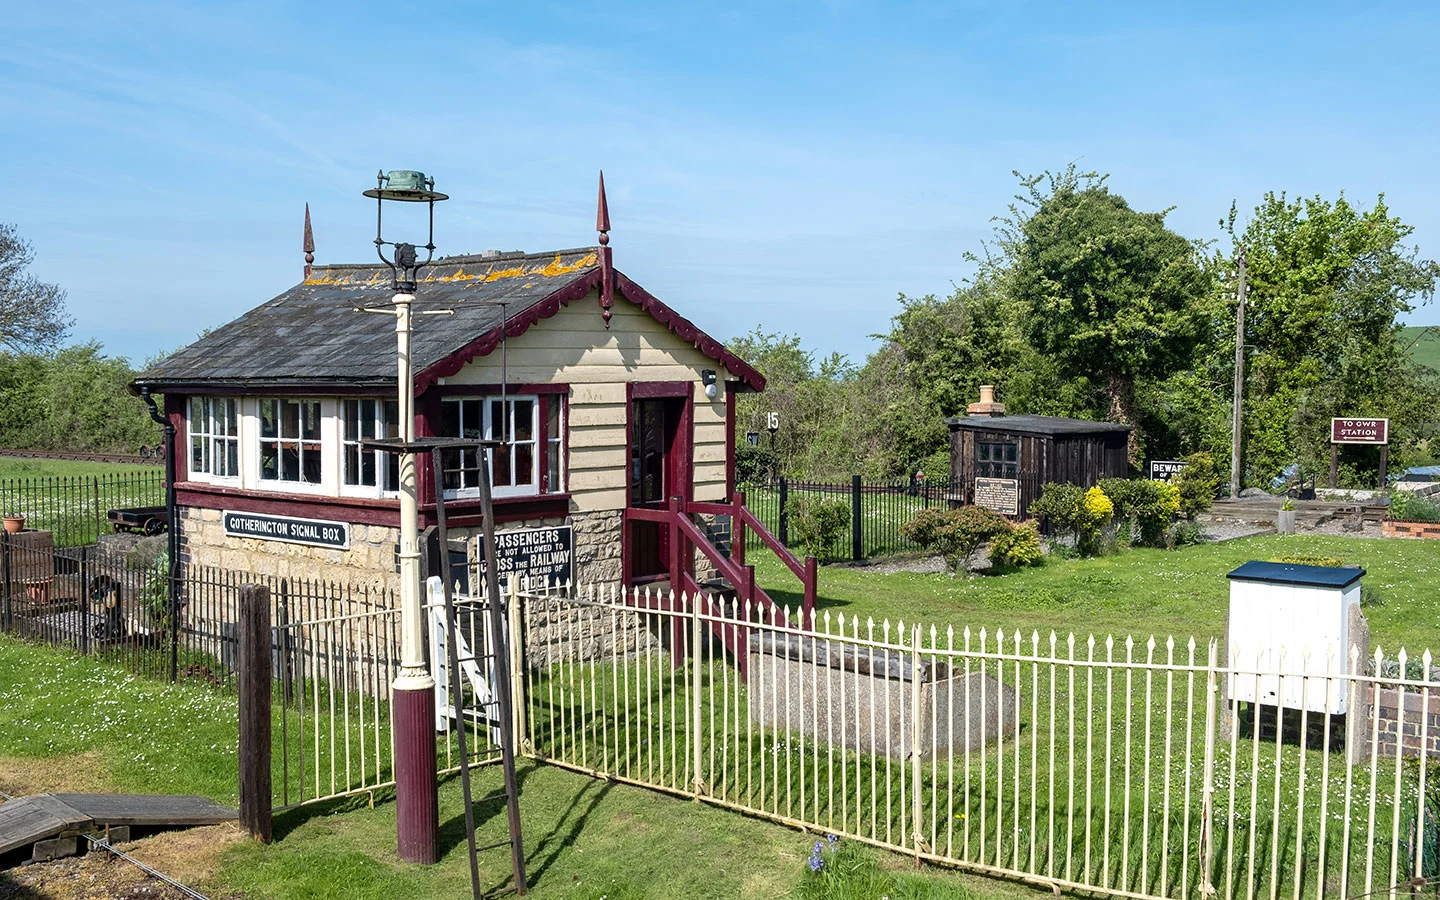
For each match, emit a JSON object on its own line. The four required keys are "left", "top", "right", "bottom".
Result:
{"left": 624, "top": 491, "right": 817, "bottom": 681}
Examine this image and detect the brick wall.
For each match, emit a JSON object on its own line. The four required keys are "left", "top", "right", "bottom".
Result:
{"left": 1373, "top": 685, "right": 1440, "bottom": 759}
{"left": 1381, "top": 520, "right": 1440, "bottom": 539}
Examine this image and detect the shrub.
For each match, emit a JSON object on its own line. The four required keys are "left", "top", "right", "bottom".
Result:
{"left": 1028, "top": 483, "right": 1085, "bottom": 533}
{"left": 1029, "top": 482, "right": 1114, "bottom": 556}
{"left": 990, "top": 520, "right": 1044, "bottom": 568}
{"left": 1269, "top": 554, "right": 1345, "bottom": 568}
{"left": 902, "top": 506, "right": 1011, "bottom": 574}
{"left": 735, "top": 442, "right": 780, "bottom": 484}
{"left": 1078, "top": 486, "right": 1114, "bottom": 555}
{"left": 1173, "top": 451, "right": 1222, "bottom": 519}
{"left": 1099, "top": 478, "right": 1180, "bottom": 547}
{"left": 1389, "top": 490, "right": 1440, "bottom": 524}
{"left": 787, "top": 495, "right": 851, "bottom": 560}
{"left": 1167, "top": 520, "right": 1206, "bottom": 547}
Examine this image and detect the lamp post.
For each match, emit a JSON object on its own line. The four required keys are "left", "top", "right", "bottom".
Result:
{"left": 363, "top": 169, "right": 448, "bottom": 863}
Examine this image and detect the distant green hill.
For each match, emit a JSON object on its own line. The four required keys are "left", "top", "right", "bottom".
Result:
{"left": 1401, "top": 325, "right": 1440, "bottom": 372}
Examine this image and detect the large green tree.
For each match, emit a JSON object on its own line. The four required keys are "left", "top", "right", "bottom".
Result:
{"left": 1225, "top": 193, "right": 1440, "bottom": 485}
{"left": 1007, "top": 169, "right": 1215, "bottom": 462}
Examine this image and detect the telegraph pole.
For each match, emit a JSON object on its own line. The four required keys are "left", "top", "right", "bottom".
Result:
{"left": 1230, "top": 250, "right": 1248, "bottom": 500}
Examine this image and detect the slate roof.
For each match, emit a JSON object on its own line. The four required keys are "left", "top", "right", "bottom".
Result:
{"left": 136, "top": 248, "right": 602, "bottom": 390}
{"left": 943, "top": 414, "right": 1133, "bottom": 436}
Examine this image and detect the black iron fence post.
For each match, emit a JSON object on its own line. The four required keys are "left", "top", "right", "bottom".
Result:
{"left": 79, "top": 546, "right": 89, "bottom": 656}
{"left": 851, "top": 474, "right": 863, "bottom": 561}
{"left": 777, "top": 476, "right": 789, "bottom": 547}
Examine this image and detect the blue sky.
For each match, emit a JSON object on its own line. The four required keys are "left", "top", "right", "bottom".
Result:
{"left": 4, "top": 1, "right": 1438, "bottom": 367}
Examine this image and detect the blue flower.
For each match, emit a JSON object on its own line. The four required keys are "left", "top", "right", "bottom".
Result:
{"left": 808, "top": 854, "right": 824, "bottom": 872}
{"left": 826, "top": 834, "right": 839, "bottom": 845}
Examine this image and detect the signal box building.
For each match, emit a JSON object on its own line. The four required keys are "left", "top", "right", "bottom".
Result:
{"left": 133, "top": 191, "right": 766, "bottom": 590}
{"left": 945, "top": 386, "right": 1131, "bottom": 517}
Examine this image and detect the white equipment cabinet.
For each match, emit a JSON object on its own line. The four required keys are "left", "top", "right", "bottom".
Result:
{"left": 1226, "top": 560, "right": 1365, "bottom": 715}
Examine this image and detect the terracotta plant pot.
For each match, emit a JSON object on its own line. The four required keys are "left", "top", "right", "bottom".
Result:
{"left": 3, "top": 515, "right": 24, "bottom": 534}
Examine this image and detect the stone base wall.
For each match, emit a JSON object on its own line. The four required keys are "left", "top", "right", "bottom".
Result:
{"left": 1382, "top": 519, "right": 1440, "bottom": 539}
{"left": 178, "top": 506, "right": 624, "bottom": 591}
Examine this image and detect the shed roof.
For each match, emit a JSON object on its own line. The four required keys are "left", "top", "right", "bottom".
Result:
{"left": 1226, "top": 560, "right": 1366, "bottom": 589}
{"left": 943, "top": 414, "right": 1133, "bottom": 437}
{"left": 134, "top": 248, "right": 765, "bottom": 393}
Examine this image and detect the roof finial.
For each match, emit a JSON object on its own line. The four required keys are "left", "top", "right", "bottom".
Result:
{"left": 596, "top": 171, "right": 615, "bottom": 327}
{"left": 302, "top": 203, "right": 315, "bottom": 279}
{"left": 596, "top": 170, "right": 611, "bottom": 246}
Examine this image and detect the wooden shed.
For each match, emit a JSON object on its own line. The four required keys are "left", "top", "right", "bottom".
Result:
{"left": 945, "top": 386, "right": 1131, "bottom": 517}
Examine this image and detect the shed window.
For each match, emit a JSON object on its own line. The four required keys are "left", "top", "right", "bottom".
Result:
{"left": 439, "top": 394, "right": 564, "bottom": 498}
{"left": 342, "top": 398, "right": 399, "bottom": 492}
{"left": 188, "top": 397, "right": 238, "bottom": 479}
{"left": 976, "top": 439, "right": 1019, "bottom": 480}
{"left": 259, "top": 399, "right": 323, "bottom": 485}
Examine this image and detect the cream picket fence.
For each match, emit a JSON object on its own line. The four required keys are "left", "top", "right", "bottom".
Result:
{"left": 513, "top": 584, "right": 1439, "bottom": 900}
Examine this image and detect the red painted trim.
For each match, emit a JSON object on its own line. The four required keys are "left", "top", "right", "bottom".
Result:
{"left": 622, "top": 384, "right": 633, "bottom": 583}
{"left": 537, "top": 392, "right": 550, "bottom": 494}
{"left": 562, "top": 386, "right": 572, "bottom": 495}
{"left": 725, "top": 386, "right": 736, "bottom": 498}
{"left": 177, "top": 482, "right": 569, "bottom": 529}
{"left": 413, "top": 268, "right": 767, "bottom": 394}
{"left": 415, "top": 391, "right": 439, "bottom": 503}
{"left": 613, "top": 273, "right": 766, "bottom": 391}
{"left": 677, "top": 383, "right": 695, "bottom": 502}
{"left": 630, "top": 381, "right": 692, "bottom": 399}
{"left": 434, "top": 383, "right": 568, "bottom": 396}
{"left": 414, "top": 271, "right": 602, "bottom": 393}
{"left": 167, "top": 394, "right": 188, "bottom": 484}
{"left": 178, "top": 483, "right": 401, "bottom": 526}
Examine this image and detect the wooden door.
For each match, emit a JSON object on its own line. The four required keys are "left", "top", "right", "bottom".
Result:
{"left": 627, "top": 389, "right": 691, "bottom": 583}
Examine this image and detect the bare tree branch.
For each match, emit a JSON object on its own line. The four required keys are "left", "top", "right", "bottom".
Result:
{"left": 0, "top": 223, "right": 72, "bottom": 353}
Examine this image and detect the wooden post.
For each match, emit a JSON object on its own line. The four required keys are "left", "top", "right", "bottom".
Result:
{"left": 669, "top": 495, "right": 686, "bottom": 668}
{"left": 732, "top": 490, "right": 746, "bottom": 567}
{"left": 1330, "top": 445, "right": 1339, "bottom": 490}
{"left": 851, "top": 474, "right": 863, "bottom": 562}
{"left": 1378, "top": 445, "right": 1389, "bottom": 490}
{"left": 803, "top": 556, "right": 817, "bottom": 629}
{"left": 237, "top": 583, "right": 273, "bottom": 844}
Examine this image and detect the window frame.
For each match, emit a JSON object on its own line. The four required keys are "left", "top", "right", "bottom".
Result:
{"left": 340, "top": 397, "right": 401, "bottom": 498}
{"left": 187, "top": 396, "right": 240, "bottom": 483}
{"left": 438, "top": 391, "right": 566, "bottom": 500}
{"left": 257, "top": 397, "right": 326, "bottom": 490}
{"left": 975, "top": 437, "right": 1020, "bottom": 480}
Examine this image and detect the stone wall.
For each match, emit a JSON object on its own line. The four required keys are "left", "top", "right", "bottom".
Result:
{"left": 178, "top": 506, "right": 624, "bottom": 591}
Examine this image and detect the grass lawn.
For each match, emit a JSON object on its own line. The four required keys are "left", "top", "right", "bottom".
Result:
{"left": 0, "top": 457, "right": 156, "bottom": 480}
{"left": 0, "top": 634, "right": 1035, "bottom": 900}
{"left": 754, "top": 533, "right": 1440, "bottom": 653}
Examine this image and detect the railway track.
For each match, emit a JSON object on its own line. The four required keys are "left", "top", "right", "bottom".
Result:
{"left": 0, "top": 447, "right": 164, "bottom": 466}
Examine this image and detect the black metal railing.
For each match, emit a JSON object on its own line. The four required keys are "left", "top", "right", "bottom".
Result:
{"left": 738, "top": 475, "right": 958, "bottom": 563}
{"left": 0, "top": 536, "right": 394, "bottom": 692}
{"left": 0, "top": 471, "right": 166, "bottom": 547}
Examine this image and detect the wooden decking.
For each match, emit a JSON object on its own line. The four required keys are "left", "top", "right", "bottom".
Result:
{"left": 0, "top": 793, "right": 236, "bottom": 859}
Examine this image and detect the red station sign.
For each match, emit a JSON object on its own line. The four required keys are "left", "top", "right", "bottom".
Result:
{"left": 1330, "top": 417, "right": 1389, "bottom": 445}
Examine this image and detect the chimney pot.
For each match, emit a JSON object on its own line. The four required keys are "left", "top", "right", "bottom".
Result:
{"left": 967, "top": 384, "right": 1006, "bottom": 417}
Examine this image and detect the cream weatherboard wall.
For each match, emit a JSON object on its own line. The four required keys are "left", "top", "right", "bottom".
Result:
{"left": 441, "top": 289, "right": 735, "bottom": 513}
